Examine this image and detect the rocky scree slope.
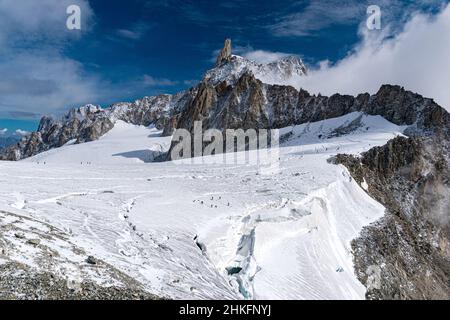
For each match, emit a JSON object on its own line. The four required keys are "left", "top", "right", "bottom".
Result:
{"left": 0, "top": 210, "right": 161, "bottom": 300}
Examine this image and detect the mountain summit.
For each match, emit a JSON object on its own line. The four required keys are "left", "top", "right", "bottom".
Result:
{"left": 207, "top": 39, "right": 307, "bottom": 87}
{"left": 215, "top": 39, "right": 232, "bottom": 67}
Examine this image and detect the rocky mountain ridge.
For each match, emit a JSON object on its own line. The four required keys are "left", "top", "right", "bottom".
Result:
{"left": 334, "top": 133, "right": 449, "bottom": 299}
{"left": 174, "top": 72, "right": 448, "bottom": 136}
{"left": 1, "top": 71, "right": 447, "bottom": 162}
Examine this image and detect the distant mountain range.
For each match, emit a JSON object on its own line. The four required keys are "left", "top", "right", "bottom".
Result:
{"left": 0, "top": 130, "right": 25, "bottom": 150}
{"left": 0, "top": 136, "right": 19, "bottom": 149}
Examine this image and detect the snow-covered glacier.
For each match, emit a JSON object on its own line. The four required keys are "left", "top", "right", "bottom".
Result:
{"left": 0, "top": 112, "right": 406, "bottom": 299}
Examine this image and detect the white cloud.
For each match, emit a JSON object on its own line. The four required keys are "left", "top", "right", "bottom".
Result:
{"left": 240, "top": 50, "right": 293, "bottom": 64}
{"left": 269, "top": 0, "right": 445, "bottom": 37}
{"left": 143, "top": 75, "right": 178, "bottom": 87}
{"left": 295, "top": 4, "right": 450, "bottom": 111}
{"left": 183, "top": 79, "right": 198, "bottom": 86}
{"left": 15, "top": 129, "right": 29, "bottom": 136}
{"left": 0, "top": 51, "right": 102, "bottom": 117}
{"left": 210, "top": 43, "right": 298, "bottom": 66}
{"left": 117, "top": 29, "right": 142, "bottom": 40}
{"left": 0, "top": 0, "right": 93, "bottom": 48}
{"left": 116, "top": 22, "right": 152, "bottom": 40}
{"left": 230, "top": 45, "right": 296, "bottom": 64}
{"left": 0, "top": 0, "right": 98, "bottom": 118}
{"left": 0, "top": 1, "right": 180, "bottom": 118}
{"left": 270, "top": 0, "right": 364, "bottom": 36}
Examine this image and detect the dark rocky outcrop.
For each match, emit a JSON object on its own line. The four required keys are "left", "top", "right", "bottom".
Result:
{"left": 330, "top": 85, "right": 449, "bottom": 300}
{"left": 215, "top": 39, "right": 232, "bottom": 67}
{"left": 0, "top": 262, "right": 161, "bottom": 300}
{"left": 0, "top": 209, "right": 163, "bottom": 300}
{"left": 173, "top": 70, "right": 448, "bottom": 138}
{"left": 334, "top": 129, "right": 450, "bottom": 299}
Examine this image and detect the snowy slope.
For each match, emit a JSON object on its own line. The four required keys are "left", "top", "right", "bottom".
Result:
{"left": 0, "top": 112, "right": 406, "bottom": 299}
{"left": 25, "top": 121, "right": 171, "bottom": 165}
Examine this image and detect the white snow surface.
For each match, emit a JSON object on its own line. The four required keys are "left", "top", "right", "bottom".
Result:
{"left": 0, "top": 112, "right": 406, "bottom": 299}
{"left": 25, "top": 121, "right": 171, "bottom": 165}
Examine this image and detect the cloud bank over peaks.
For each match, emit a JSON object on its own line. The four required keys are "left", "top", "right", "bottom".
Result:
{"left": 235, "top": 47, "right": 295, "bottom": 64}
{"left": 295, "top": 3, "right": 450, "bottom": 111}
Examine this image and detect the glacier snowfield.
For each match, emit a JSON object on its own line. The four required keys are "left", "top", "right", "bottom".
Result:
{"left": 0, "top": 113, "right": 406, "bottom": 299}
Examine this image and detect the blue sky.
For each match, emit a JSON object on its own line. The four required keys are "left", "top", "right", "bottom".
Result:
{"left": 0, "top": 0, "right": 448, "bottom": 133}
{"left": 0, "top": 119, "right": 38, "bottom": 134}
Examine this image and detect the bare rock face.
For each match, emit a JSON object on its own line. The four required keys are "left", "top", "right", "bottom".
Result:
{"left": 164, "top": 66, "right": 450, "bottom": 162}
{"left": 177, "top": 73, "right": 268, "bottom": 132}
{"left": 334, "top": 133, "right": 450, "bottom": 299}
{"left": 329, "top": 90, "right": 450, "bottom": 299}
{"left": 215, "top": 39, "right": 232, "bottom": 67}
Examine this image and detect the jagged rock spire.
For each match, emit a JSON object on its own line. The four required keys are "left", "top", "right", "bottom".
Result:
{"left": 215, "top": 39, "right": 232, "bottom": 67}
